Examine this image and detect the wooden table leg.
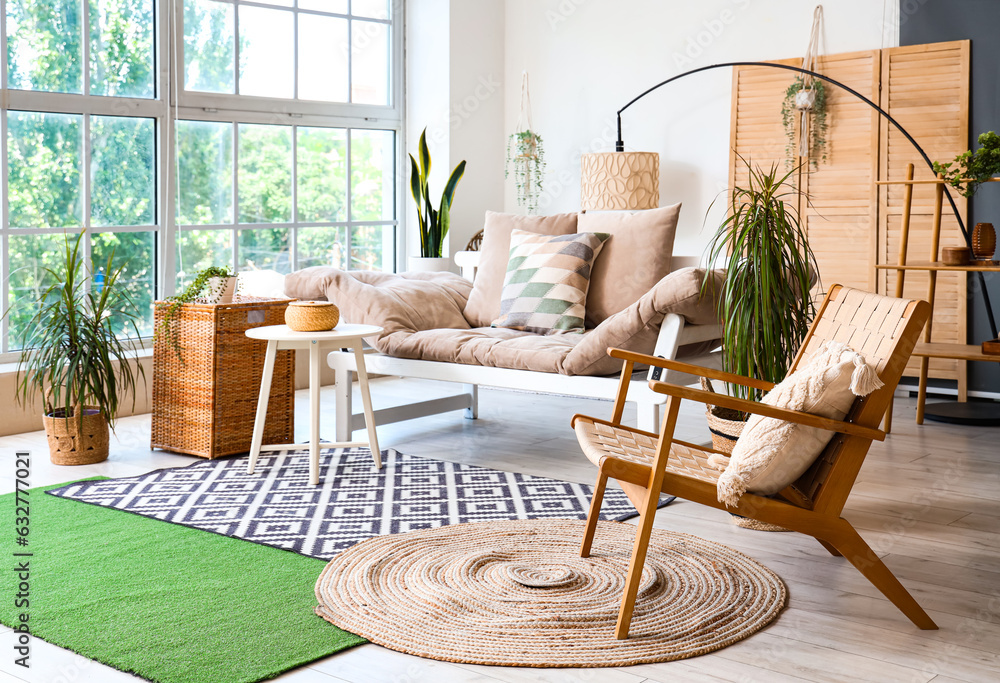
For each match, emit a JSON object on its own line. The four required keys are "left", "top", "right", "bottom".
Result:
{"left": 352, "top": 341, "right": 382, "bottom": 469}
{"left": 309, "top": 341, "right": 322, "bottom": 485}
{"left": 247, "top": 340, "right": 277, "bottom": 474}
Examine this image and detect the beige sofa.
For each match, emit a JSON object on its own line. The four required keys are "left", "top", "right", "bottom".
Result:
{"left": 283, "top": 208, "right": 724, "bottom": 437}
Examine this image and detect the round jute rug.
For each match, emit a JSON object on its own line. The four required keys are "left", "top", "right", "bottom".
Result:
{"left": 314, "top": 519, "right": 786, "bottom": 667}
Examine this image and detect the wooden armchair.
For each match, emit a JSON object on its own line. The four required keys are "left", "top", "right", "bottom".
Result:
{"left": 572, "top": 285, "right": 934, "bottom": 639}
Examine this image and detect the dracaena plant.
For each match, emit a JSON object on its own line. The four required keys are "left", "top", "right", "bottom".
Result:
{"left": 409, "top": 128, "right": 467, "bottom": 258}
{"left": 7, "top": 230, "right": 145, "bottom": 430}
{"left": 702, "top": 158, "right": 818, "bottom": 407}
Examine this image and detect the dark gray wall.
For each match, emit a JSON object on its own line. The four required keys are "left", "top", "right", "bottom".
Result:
{"left": 900, "top": 0, "right": 1000, "bottom": 393}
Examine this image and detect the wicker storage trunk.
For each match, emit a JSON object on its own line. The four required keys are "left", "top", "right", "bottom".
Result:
{"left": 151, "top": 297, "right": 294, "bottom": 458}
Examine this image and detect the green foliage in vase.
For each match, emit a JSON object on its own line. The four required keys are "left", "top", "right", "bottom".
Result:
{"left": 505, "top": 130, "right": 546, "bottom": 213}
{"left": 703, "top": 158, "right": 818, "bottom": 409}
{"left": 3, "top": 230, "right": 145, "bottom": 429}
{"left": 933, "top": 131, "right": 1000, "bottom": 198}
{"left": 408, "top": 128, "right": 467, "bottom": 258}
{"left": 781, "top": 77, "right": 828, "bottom": 171}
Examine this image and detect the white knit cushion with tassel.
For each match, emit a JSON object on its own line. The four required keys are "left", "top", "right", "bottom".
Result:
{"left": 717, "top": 340, "right": 883, "bottom": 508}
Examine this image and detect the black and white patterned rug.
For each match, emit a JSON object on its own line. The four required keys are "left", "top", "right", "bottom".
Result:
{"left": 47, "top": 448, "right": 673, "bottom": 561}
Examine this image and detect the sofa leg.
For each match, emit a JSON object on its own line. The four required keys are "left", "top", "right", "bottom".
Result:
{"left": 463, "top": 383, "right": 478, "bottom": 419}
{"left": 335, "top": 368, "right": 354, "bottom": 442}
{"left": 636, "top": 402, "right": 660, "bottom": 434}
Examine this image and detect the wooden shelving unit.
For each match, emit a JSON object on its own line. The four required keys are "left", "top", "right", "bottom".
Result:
{"left": 875, "top": 167, "right": 1000, "bottom": 427}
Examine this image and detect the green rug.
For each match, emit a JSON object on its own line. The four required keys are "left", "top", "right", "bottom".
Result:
{"left": 1, "top": 479, "right": 365, "bottom": 683}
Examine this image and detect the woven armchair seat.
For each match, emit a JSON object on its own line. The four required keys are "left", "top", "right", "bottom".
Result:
{"left": 570, "top": 285, "right": 937, "bottom": 640}
{"left": 573, "top": 417, "right": 721, "bottom": 486}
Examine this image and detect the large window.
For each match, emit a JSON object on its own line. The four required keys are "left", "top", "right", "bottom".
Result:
{"left": 0, "top": 0, "right": 402, "bottom": 357}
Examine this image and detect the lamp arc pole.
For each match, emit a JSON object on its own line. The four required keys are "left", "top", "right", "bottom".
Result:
{"left": 614, "top": 61, "right": 997, "bottom": 338}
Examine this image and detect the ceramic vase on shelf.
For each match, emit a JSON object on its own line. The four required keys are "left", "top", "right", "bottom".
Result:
{"left": 972, "top": 223, "right": 996, "bottom": 262}
{"left": 407, "top": 257, "right": 451, "bottom": 273}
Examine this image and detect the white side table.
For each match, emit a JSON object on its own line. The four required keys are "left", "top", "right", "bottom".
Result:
{"left": 245, "top": 323, "right": 384, "bottom": 485}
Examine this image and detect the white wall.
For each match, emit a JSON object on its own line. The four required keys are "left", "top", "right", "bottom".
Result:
{"left": 404, "top": 0, "right": 506, "bottom": 262}
{"left": 503, "top": 0, "right": 897, "bottom": 257}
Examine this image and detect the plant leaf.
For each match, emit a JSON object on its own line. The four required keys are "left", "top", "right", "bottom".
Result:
{"left": 441, "top": 160, "right": 467, "bottom": 210}
{"left": 418, "top": 128, "right": 431, "bottom": 181}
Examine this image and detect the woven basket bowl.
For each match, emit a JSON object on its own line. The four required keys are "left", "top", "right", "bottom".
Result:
{"left": 285, "top": 301, "right": 340, "bottom": 331}
{"left": 43, "top": 407, "right": 109, "bottom": 465}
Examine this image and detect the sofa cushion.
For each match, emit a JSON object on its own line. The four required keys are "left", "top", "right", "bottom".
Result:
{"left": 577, "top": 203, "right": 681, "bottom": 328}
{"left": 463, "top": 211, "right": 578, "bottom": 328}
{"left": 283, "top": 267, "right": 473, "bottom": 333}
{"left": 493, "top": 230, "right": 610, "bottom": 335}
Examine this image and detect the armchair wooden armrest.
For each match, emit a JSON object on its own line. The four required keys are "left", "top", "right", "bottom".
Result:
{"left": 647, "top": 379, "right": 886, "bottom": 442}
{"left": 608, "top": 347, "right": 775, "bottom": 392}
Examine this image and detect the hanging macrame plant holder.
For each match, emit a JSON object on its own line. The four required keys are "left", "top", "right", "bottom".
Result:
{"left": 782, "top": 5, "right": 828, "bottom": 169}
{"left": 796, "top": 6, "right": 823, "bottom": 155}
{"left": 506, "top": 71, "right": 546, "bottom": 213}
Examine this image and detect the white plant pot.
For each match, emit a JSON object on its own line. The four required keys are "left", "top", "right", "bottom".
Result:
{"left": 794, "top": 88, "right": 817, "bottom": 111}
{"left": 407, "top": 257, "right": 451, "bottom": 273}
{"left": 205, "top": 276, "right": 238, "bottom": 304}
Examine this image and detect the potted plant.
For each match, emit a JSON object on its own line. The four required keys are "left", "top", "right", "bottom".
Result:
{"left": 781, "top": 76, "right": 828, "bottom": 171}
{"left": 702, "top": 158, "right": 819, "bottom": 451}
{"left": 5, "top": 230, "right": 145, "bottom": 464}
{"left": 408, "top": 128, "right": 466, "bottom": 272}
{"left": 933, "top": 130, "right": 1000, "bottom": 199}
{"left": 158, "top": 265, "right": 236, "bottom": 358}
{"left": 505, "top": 129, "right": 546, "bottom": 213}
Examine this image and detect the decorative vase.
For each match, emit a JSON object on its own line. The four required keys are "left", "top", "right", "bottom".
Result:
{"left": 407, "top": 257, "right": 451, "bottom": 273}
{"left": 43, "top": 406, "right": 109, "bottom": 465}
{"left": 285, "top": 301, "right": 340, "bottom": 331}
{"left": 205, "top": 276, "right": 238, "bottom": 304}
{"left": 971, "top": 223, "right": 996, "bottom": 261}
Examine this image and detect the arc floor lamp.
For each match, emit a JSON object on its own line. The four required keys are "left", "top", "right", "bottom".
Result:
{"left": 582, "top": 60, "right": 999, "bottom": 422}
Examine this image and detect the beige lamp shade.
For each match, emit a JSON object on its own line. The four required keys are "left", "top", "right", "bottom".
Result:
{"left": 580, "top": 152, "right": 660, "bottom": 211}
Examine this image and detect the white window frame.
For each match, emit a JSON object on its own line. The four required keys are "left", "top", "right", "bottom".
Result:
{"left": 166, "top": 0, "right": 405, "bottom": 295}
{"left": 0, "top": 0, "right": 405, "bottom": 361}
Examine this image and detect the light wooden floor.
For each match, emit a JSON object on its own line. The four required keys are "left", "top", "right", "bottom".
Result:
{"left": 1, "top": 378, "right": 998, "bottom": 683}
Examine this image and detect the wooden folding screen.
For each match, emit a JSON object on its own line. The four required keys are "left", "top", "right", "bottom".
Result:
{"left": 877, "top": 41, "right": 969, "bottom": 385}
{"left": 729, "top": 40, "right": 969, "bottom": 383}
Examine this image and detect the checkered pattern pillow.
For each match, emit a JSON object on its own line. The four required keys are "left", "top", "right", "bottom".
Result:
{"left": 491, "top": 229, "right": 610, "bottom": 334}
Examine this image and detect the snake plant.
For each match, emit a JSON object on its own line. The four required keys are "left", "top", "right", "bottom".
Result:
{"left": 409, "top": 128, "right": 467, "bottom": 258}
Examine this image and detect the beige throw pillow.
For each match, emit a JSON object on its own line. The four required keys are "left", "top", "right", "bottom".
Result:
{"left": 577, "top": 203, "right": 681, "bottom": 328}
{"left": 492, "top": 230, "right": 610, "bottom": 335}
{"left": 463, "top": 211, "right": 578, "bottom": 328}
{"left": 716, "top": 341, "right": 884, "bottom": 508}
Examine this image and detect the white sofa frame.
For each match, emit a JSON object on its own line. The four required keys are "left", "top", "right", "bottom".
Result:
{"left": 328, "top": 254, "right": 722, "bottom": 439}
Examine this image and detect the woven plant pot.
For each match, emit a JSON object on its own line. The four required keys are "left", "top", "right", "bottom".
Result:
{"left": 43, "top": 407, "right": 109, "bottom": 465}
{"left": 700, "top": 377, "right": 746, "bottom": 454}
{"left": 285, "top": 301, "right": 340, "bottom": 332}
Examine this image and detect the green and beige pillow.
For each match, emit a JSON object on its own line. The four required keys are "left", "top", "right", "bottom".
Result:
{"left": 491, "top": 229, "right": 610, "bottom": 335}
